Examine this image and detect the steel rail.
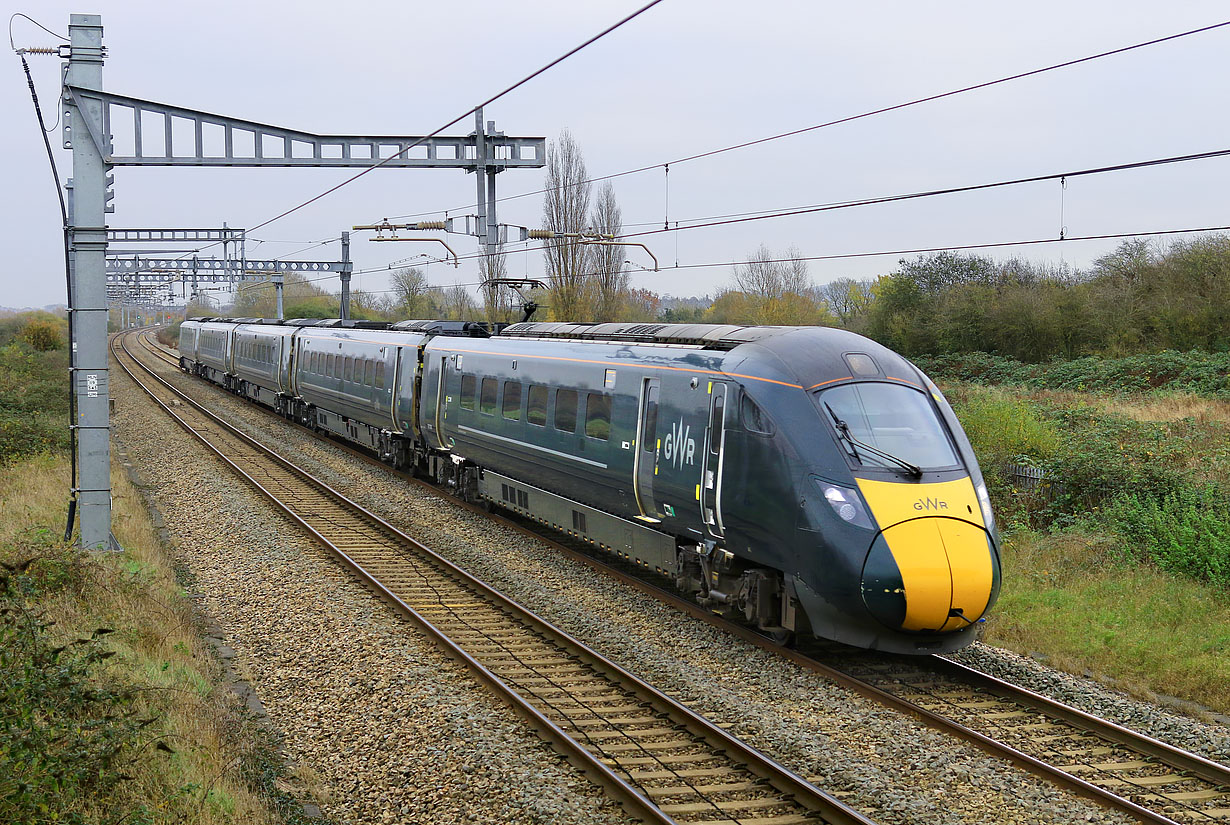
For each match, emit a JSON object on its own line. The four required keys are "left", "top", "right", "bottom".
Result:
{"left": 116, "top": 329, "right": 878, "bottom": 825}
{"left": 138, "top": 330, "right": 1230, "bottom": 824}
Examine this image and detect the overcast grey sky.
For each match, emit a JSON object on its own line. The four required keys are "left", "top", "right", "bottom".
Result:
{"left": 5, "top": 0, "right": 1230, "bottom": 309}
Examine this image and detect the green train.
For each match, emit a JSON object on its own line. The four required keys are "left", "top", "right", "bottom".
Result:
{"left": 179, "top": 318, "right": 1000, "bottom": 654}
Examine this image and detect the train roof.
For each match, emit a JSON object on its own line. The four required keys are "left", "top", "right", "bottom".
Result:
{"left": 498, "top": 321, "right": 803, "bottom": 351}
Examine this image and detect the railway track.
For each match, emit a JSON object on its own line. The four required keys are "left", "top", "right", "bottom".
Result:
{"left": 132, "top": 329, "right": 1230, "bottom": 824}
{"left": 116, "top": 330, "right": 874, "bottom": 825}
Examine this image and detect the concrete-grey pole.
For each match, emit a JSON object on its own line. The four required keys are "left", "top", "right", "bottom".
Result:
{"left": 274, "top": 275, "right": 284, "bottom": 321}
{"left": 340, "top": 232, "right": 351, "bottom": 320}
{"left": 66, "top": 14, "right": 111, "bottom": 549}
{"left": 474, "top": 109, "right": 488, "bottom": 260}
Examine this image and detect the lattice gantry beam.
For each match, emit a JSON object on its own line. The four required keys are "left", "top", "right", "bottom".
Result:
{"left": 65, "top": 87, "right": 546, "bottom": 169}
{"left": 107, "top": 227, "right": 245, "bottom": 243}
{"left": 106, "top": 258, "right": 345, "bottom": 275}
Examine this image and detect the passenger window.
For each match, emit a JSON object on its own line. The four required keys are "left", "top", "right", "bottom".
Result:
{"left": 461, "top": 375, "right": 476, "bottom": 410}
{"left": 364, "top": 360, "right": 374, "bottom": 386}
{"left": 344, "top": 357, "right": 354, "bottom": 382}
{"left": 741, "top": 393, "right": 773, "bottom": 435}
{"left": 555, "top": 389, "right": 578, "bottom": 433}
{"left": 326, "top": 354, "right": 334, "bottom": 376}
{"left": 527, "top": 385, "right": 548, "bottom": 426}
{"left": 375, "top": 361, "right": 386, "bottom": 389}
{"left": 502, "top": 382, "right": 522, "bottom": 420}
{"left": 585, "top": 393, "right": 610, "bottom": 440}
{"left": 480, "top": 377, "right": 497, "bottom": 415}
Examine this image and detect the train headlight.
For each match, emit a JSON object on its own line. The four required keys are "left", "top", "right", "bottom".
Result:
{"left": 817, "top": 481, "right": 874, "bottom": 530}
{"left": 975, "top": 481, "right": 995, "bottom": 532}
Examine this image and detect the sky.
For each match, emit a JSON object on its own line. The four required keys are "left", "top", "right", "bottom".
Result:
{"left": 4, "top": 0, "right": 1230, "bottom": 310}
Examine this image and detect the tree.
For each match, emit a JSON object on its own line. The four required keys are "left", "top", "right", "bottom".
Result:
{"left": 726, "top": 245, "right": 833, "bottom": 325}
{"left": 621, "top": 288, "right": 661, "bottom": 322}
{"left": 817, "top": 277, "right": 874, "bottom": 325}
{"left": 479, "top": 250, "right": 520, "bottom": 324}
{"left": 390, "top": 267, "right": 432, "bottom": 319}
{"left": 590, "top": 181, "right": 628, "bottom": 321}
{"left": 542, "top": 129, "right": 593, "bottom": 321}
{"left": 898, "top": 251, "right": 995, "bottom": 295}
{"left": 439, "top": 283, "right": 479, "bottom": 321}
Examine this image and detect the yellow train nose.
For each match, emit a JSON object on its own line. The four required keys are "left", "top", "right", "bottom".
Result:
{"left": 856, "top": 477, "right": 998, "bottom": 633}
{"left": 877, "top": 518, "right": 994, "bottom": 631}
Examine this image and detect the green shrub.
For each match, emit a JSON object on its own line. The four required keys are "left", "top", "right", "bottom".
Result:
{"left": 20, "top": 319, "right": 64, "bottom": 352}
{"left": 156, "top": 320, "right": 182, "bottom": 348}
{"left": 0, "top": 545, "right": 154, "bottom": 825}
{"left": 916, "top": 349, "right": 1230, "bottom": 398}
{"left": 948, "top": 386, "right": 1057, "bottom": 466}
{"left": 0, "top": 344, "right": 71, "bottom": 462}
{"left": 1098, "top": 486, "right": 1230, "bottom": 588}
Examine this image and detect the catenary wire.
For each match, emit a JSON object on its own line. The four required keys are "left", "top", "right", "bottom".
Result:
{"left": 235, "top": 223, "right": 1230, "bottom": 296}
{"left": 239, "top": 0, "right": 665, "bottom": 238}
{"left": 375, "top": 18, "right": 1230, "bottom": 223}
{"left": 349, "top": 145, "right": 1230, "bottom": 272}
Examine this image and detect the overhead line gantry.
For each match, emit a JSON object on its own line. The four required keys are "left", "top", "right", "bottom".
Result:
{"left": 61, "top": 13, "right": 545, "bottom": 550}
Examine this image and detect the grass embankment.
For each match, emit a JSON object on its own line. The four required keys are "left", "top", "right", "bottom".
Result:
{"left": 944, "top": 374, "right": 1230, "bottom": 714}
{"left": 0, "top": 456, "right": 285, "bottom": 825}
{"left": 0, "top": 311, "right": 293, "bottom": 823}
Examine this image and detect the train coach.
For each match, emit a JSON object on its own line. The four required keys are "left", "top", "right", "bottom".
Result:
{"left": 177, "top": 317, "right": 1000, "bottom": 654}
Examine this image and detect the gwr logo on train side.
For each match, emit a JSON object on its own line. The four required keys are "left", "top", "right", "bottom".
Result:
{"left": 914, "top": 497, "right": 949, "bottom": 511}
{"left": 662, "top": 419, "right": 696, "bottom": 469}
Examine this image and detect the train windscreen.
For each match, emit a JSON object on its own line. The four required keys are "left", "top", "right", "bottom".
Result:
{"left": 818, "top": 382, "right": 958, "bottom": 471}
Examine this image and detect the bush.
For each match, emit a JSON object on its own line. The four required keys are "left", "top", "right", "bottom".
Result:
{"left": 944, "top": 386, "right": 1058, "bottom": 528}
{"left": 0, "top": 344, "right": 70, "bottom": 462}
{"left": 916, "top": 349, "right": 1230, "bottom": 398}
{"left": 156, "top": 320, "right": 182, "bottom": 348}
{"left": 0, "top": 543, "right": 154, "bottom": 825}
{"left": 20, "top": 318, "right": 64, "bottom": 352}
{"left": 1098, "top": 486, "right": 1230, "bottom": 588}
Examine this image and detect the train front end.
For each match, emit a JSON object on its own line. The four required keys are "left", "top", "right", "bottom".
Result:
{"left": 779, "top": 347, "right": 1001, "bottom": 654}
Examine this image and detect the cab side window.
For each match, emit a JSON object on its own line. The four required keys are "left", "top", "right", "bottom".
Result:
{"left": 741, "top": 393, "right": 774, "bottom": 435}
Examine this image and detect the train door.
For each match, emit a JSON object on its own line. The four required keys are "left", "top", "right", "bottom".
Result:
{"left": 633, "top": 377, "right": 661, "bottom": 520}
{"left": 701, "top": 382, "right": 728, "bottom": 538}
{"left": 433, "top": 351, "right": 453, "bottom": 449}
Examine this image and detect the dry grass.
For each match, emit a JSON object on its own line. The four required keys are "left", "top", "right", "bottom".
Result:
{"left": 984, "top": 529, "right": 1230, "bottom": 716}
{"left": 0, "top": 454, "right": 279, "bottom": 825}
{"left": 1095, "top": 393, "right": 1230, "bottom": 423}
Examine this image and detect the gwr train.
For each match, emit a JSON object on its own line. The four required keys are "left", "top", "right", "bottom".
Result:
{"left": 177, "top": 317, "right": 1000, "bottom": 654}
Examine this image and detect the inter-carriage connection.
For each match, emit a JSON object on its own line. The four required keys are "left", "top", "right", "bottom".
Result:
{"left": 178, "top": 316, "right": 1001, "bottom": 655}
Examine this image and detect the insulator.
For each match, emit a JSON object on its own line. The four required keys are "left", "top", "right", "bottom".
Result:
{"left": 528, "top": 229, "right": 555, "bottom": 239}
{"left": 21, "top": 46, "right": 59, "bottom": 55}
{"left": 415, "top": 221, "right": 446, "bottom": 231}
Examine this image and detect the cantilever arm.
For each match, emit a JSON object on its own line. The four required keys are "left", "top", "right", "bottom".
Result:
{"left": 368, "top": 236, "right": 459, "bottom": 267}
{"left": 581, "top": 240, "right": 658, "bottom": 271}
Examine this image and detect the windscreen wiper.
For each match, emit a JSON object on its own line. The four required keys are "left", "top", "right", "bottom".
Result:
{"left": 824, "top": 402, "right": 923, "bottom": 478}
